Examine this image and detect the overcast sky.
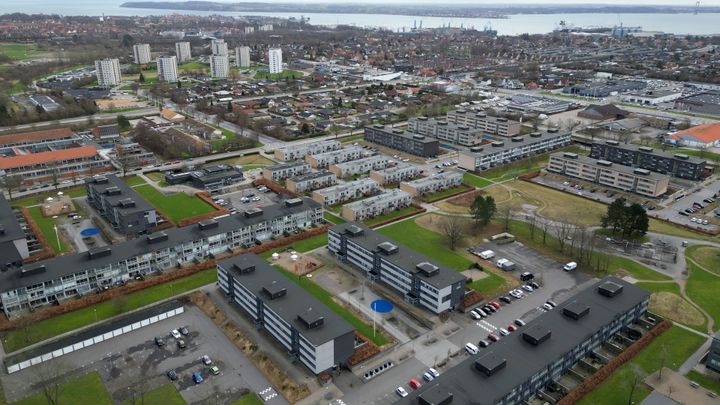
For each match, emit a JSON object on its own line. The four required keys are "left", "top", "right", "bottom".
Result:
{"left": 201, "top": 0, "right": 719, "bottom": 4}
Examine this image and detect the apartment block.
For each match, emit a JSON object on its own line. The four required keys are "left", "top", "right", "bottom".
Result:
{"left": 286, "top": 171, "right": 336, "bottom": 193}
{"left": 341, "top": 189, "right": 412, "bottom": 221}
{"left": 92, "top": 124, "right": 120, "bottom": 143}
{"left": 547, "top": 152, "right": 670, "bottom": 198}
{"left": 236, "top": 46, "right": 251, "bottom": 68}
{"left": 0, "top": 198, "right": 322, "bottom": 316}
{"left": 364, "top": 125, "right": 439, "bottom": 157}
{"left": 312, "top": 178, "right": 380, "bottom": 206}
{"left": 369, "top": 163, "right": 421, "bottom": 185}
{"left": 210, "top": 55, "right": 229, "bottom": 79}
{"left": 409, "top": 117, "right": 484, "bottom": 146}
{"left": 262, "top": 161, "right": 310, "bottom": 182}
{"left": 274, "top": 140, "right": 341, "bottom": 161}
{"left": 164, "top": 165, "right": 243, "bottom": 190}
{"left": 211, "top": 39, "right": 228, "bottom": 56}
{"left": 398, "top": 277, "right": 650, "bottom": 405}
{"left": 305, "top": 146, "right": 364, "bottom": 169}
{"left": 157, "top": 56, "right": 178, "bottom": 82}
{"left": 458, "top": 130, "right": 571, "bottom": 171}
{"left": 329, "top": 155, "right": 389, "bottom": 178}
{"left": 217, "top": 254, "right": 355, "bottom": 374}
{"left": 133, "top": 44, "right": 151, "bottom": 64}
{"left": 268, "top": 48, "right": 282, "bottom": 74}
{"left": 400, "top": 171, "right": 463, "bottom": 197}
{"left": 447, "top": 109, "right": 522, "bottom": 137}
{"left": 113, "top": 142, "right": 157, "bottom": 167}
{"left": 708, "top": 331, "right": 720, "bottom": 373}
{"left": 94, "top": 58, "right": 121, "bottom": 87}
{"left": 175, "top": 41, "right": 192, "bottom": 63}
{"left": 0, "top": 195, "right": 28, "bottom": 269}
{"left": 589, "top": 140, "right": 706, "bottom": 180}
{"left": 0, "top": 144, "right": 112, "bottom": 186}
{"left": 0, "top": 128, "right": 75, "bottom": 151}
{"left": 85, "top": 175, "right": 157, "bottom": 236}
{"left": 328, "top": 223, "right": 467, "bottom": 313}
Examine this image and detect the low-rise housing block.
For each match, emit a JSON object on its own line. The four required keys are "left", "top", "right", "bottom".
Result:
{"left": 311, "top": 178, "right": 380, "bottom": 206}
{"left": 400, "top": 171, "right": 464, "bottom": 197}
{"left": 340, "top": 189, "right": 412, "bottom": 221}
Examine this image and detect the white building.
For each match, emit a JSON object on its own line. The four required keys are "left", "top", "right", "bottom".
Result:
{"left": 156, "top": 56, "right": 178, "bottom": 82}
{"left": 236, "top": 46, "right": 251, "bottom": 68}
{"left": 210, "top": 55, "right": 230, "bottom": 79}
{"left": 329, "top": 155, "right": 389, "bottom": 178}
{"left": 211, "top": 39, "right": 228, "bottom": 56}
{"left": 369, "top": 163, "right": 421, "bottom": 185}
{"left": 306, "top": 146, "right": 364, "bottom": 169}
{"left": 274, "top": 140, "right": 341, "bottom": 161}
{"left": 400, "top": 171, "right": 464, "bottom": 197}
{"left": 268, "top": 48, "right": 283, "bottom": 75}
{"left": 286, "top": 171, "right": 336, "bottom": 193}
{"left": 458, "top": 130, "right": 572, "bottom": 171}
{"left": 259, "top": 24, "right": 274, "bottom": 31}
{"left": 262, "top": 161, "right": 310, "bottom": 182}
{"left": 244, "top": 26, "right": 255, "bottom": 34}
{"left": 133, "top": 43, "right": 151, "bottom": 64}
{"left": 94, "top": 58, "right": 121, "bottom": 87}
{"left": 341, "top": 189, "right": 412, "bottom": 222}
{"left": 175, "top": 42, "right": 192, "bottom": 63}
{"left": 312, "top": 178, "right": 380, "bottom": 206}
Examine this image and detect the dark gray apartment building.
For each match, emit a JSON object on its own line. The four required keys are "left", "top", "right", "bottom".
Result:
{"left": 590, "top": 140, "right": 706, "bottom": 180}
{"left": 0, "top": 195, "right": 28, "bottom": 269}
{"left": 164, "top": 165, "right": 244, "bottom": 190}
{"left": 707, "top": 331, "right": 720, "bottom": 373}
{"left": 86, "top": 175, "right": 157, "bottom": 235}
{"left": 363, "top": 125, "right": 439, "bottom": 157}
{"left": 328, "top": 222, "right": 466, "bottom": 314}
{"left": 217, "top": 254, "right": 355, "bottom": 374}
{"left": 397, "top": 277, "right": 650, "bottom": 405}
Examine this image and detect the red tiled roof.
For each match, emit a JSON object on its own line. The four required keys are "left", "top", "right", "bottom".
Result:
{"left": 0, "top": 146, "right": 98, "bottom": 169}
{"left": 0, "top": 128, "right": 73, "bottom": 146}
{"left": 672, "top": 123, "right": 720, "bottom": 144}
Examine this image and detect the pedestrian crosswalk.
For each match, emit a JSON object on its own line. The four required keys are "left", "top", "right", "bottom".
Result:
{"left": 259, "top": 387, "right": 278, "bottom": 401}
{"left": 475, "top": 319, "right": 497, "bottom": 333}
{"left": 332, "top": 399, "right": 346, "bottom": 405}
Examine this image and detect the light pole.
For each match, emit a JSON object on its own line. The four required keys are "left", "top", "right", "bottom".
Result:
{"left": 93, "top": 308, "right": 98, "bottom": 322}
{"left": 53, "top": 225, "right": 60, "bottom": 252}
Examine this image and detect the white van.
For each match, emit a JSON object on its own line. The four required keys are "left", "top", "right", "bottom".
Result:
{"left": 563, "top": 262, "right": 578, "bottom": 272}
{"left": 465, "top": 343, "right": 478, "bottom": 355}
{"left": 478, "top": 250, "right": 495, "bottom": 260}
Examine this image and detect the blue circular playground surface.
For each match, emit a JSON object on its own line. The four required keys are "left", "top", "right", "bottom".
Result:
{"left": 80, "top": 228, "right": 99, "bottom": 236}
{"left": 370, "top": 299, "right": 393, "bottom": 313}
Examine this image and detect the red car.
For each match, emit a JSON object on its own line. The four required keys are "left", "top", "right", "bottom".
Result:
{"left": 507, "top": 324, "right": 517, "bottom": 332}
{"left": 488, "top": 333, "right": 500, "bottom": 342}
{"left": 409, "top": 379, "right": 422, "bottom": 390}
{"left": 489, "top": 301, "right": 501, "bottom": 309}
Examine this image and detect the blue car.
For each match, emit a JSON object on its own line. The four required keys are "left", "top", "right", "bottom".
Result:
{"left": 192, "top": 372, "right": 203, "bottom": 384}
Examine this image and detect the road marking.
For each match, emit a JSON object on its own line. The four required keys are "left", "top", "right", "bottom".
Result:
{"left": 259, "top": 386, "right": 278, "bottom": 401}
{"left": 475, "top": 320, "right": 497, "bottom": 333}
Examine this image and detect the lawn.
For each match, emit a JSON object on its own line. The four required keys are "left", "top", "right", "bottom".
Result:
{"left": 686, "top": 370, "right": 720, "bottom": 394}
{"left": 291, "top": 233, "right": 328, "bottom": 252}
{"left": 635, "top": 281, "right": 705, "bottom": 329}
{"left": 14, "top": 372, "right": 112, "bottom": 405}
{"left": 134, "top": 184, "right": 216, "bottom": 222}
{"left": 272, "top": 265, "right": 390, "bottom": 346}
{"left": 11, "top": 185, "right": 86, "bottom": 207}
{"left": 604, "top": 255, "right": 672, "bottom": 281}
{"left": 144, "top": 172, "right": 165, "bottom": 182}
{"left": 462, "top": 173, "right": 493, "bottom": 188}
{"left": 578, "top": 326, "right": 705, "bottom": 405}
{"left": 179, "top": 61, "right": 208, "bottom": 71}
{"left": 363, "top": 206, "right": 421, "bottom": 226}
{"left": 254, "top": 69, "right": 303, "bottom": 80}
{"left": 27, "top": 206, "right": 69, "bottom": 253}
{"left": 685, "top": 245, "right": 720, "bottom": 275}
{"left": 324, "top": 211, "right": 346, "bottom": 224}
{"left": 0, "top": 42, "right": 48, "bottom": 60}
{"left": 676, "top": 147, "right": 720, "bottom": 163}
{"left": 120, "top": 384, "right": 185, "bottom": 405}
{"left": 467, "top": 270, "right": 506, "bottom": 296}
{"left": 2, "top": 269, "right": 217, "bottom": 353}
{"left": 231, "top": 393, "right": 263, "bottom": 405}
{"left": 421, "top": 185, "right": 473, "bottom": 202}
{"left": 685, "top": 260, "right": 720, "bottom": 328}
{"left": 378, "top": 217, "right": 474, "bottom": 271}
{"left": 340, "top": 133, "right": 365, "bottom": 143}
{"left": 121, "top": 175, "right": 147, "bottom": 187}
{"left": 209, "top": 154, "right": 275, "bottom": 167}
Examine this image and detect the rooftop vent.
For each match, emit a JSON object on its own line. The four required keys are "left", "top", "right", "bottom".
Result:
{"left": 118, "top": 198, "right": 136, "bottom": 208}
{"left": 598, "top": 281, "right": 624, "bottom": 297}
{"left": 547, "top": 128, "right": 559, "bottom": 133}
{"left": 373, "top": 124, "right": 385, "bottom": 129}
{"left": 597, "top": 160, "right": 613, "bottom": 167}
{"left": 198, "top": 219, "right": 219, "bottom": 230}
{"left": 563, "top": 152, "right": 579, "bottom": 159}
{"left": 105, "top": 186, "right": 121, "bottom": 196}
{"left": 263, "top": 281, "right": 287, "bottom": 299}
{"left": 639, "top": 146, "right": 654, "bottom": 153}
{"left": 21, "top": 264, "right": 46, "bottom": 277}
{"left": 511, "top": 136, "right": 523, "bottom": 143}
{"left": 377, "top": 241, "right": 399, "bottom": 255}
{"left": 674, "top": 153, "right": 689, "bottom": 160}
{"left": 285, "top": 198, "right": 303, "bottom": 207}
{"left": 458, "top": 125, "right": 469, "bottom": 130}
{"left": 530, "top": 132, "right": 543, "bottom": 138}
{"left": 418, "top": 116, "right": 428, "bottom": 121}
{"left": 470, "top": 146, "right": 484, "bottom": 153}
{"left": 476, "top": 112, "right": 486, "bottom": 117}
{"left": 606, "top": 140, "right": 620, "bottom": 146}
{"left": 392, "top": 129, "right": 404, "bottom": 134}
{"left": 563, "top": 300, "right": 591, "bottom": 320}
{"left": 491, "top": 141, "right": 505, "bottom": 148}
{"left": 522, "top": 325, "right": 552, "bottom": 346}
{"left": 415, "top": 262, "right": 440, "bottom": 277}
{"left": 297, "top": 308, "right": 324, "bottom": 329}
{"left": 633, "top": 168, "right": 651, "bottom": 176}
{"left": 496, "top": 117, "right": 508, "bottom": 122}
{"left": 244, "top": 208, "right": 263, "bottom": 218}
{"left": 413, "top": 134, "right": 425, "bottom": 140}
{"left": 87, "top": 246, "right": 112, "bottom": 260}
{"left": 474, "top": 354, "right": 507, "bottom": 377}
{"left": 93, "top": 176, "right": 109, "bottom": 184}
{"left": 146, "top": 231, "right": 169, "bottom": 244}
{"left": 456, "top": 109, "right": 467, "bottom": 114}
{"left": 345, "top": 224, "right": 364, "bottom": 237}
{"left": 232, "top": 263, "right": 255, "bottom": 274}
{"left": 418, "top": 386, "right": 454, "bottom": 405}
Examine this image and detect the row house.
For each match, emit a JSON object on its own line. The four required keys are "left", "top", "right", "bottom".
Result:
{"left": 305, "top": 146, "right": 365, "bottom": 169}
{"left": 369, "top": 163, "right": 421, "bottom": 185}
{"left": 329, "top": 155, "right": 389, "bottom": 178}
{"left": 340, "top": 189, "right": 412, "bottom": 222}
{"left": 286, "top": 171, "right": 336, "bottom": 193}
{"left": 311, "top": 178, "right": 380, "bottom": 206}
{"left": 262, "top": 161, "right": 310, "bottom": 183}
{"left": 458, "top": 130, "right": 572, "bottom": 171}
{"left": 400, "top": 171, "right": 464, "bottom": 197}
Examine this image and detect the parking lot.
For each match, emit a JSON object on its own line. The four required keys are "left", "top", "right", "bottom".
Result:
{"left": 655, "top": 177, "right": 720, "bottom": 232}
{"left": 217, "top": 185, "right": 283, "bottom": 213}
{"left": 2, "top": 305, "right": 288, "bottom": 405}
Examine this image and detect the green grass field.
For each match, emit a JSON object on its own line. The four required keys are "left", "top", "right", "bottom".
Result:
{"left": 686, "top": 245, "right": 720, "bottom": 275}
{"left": 27, "top": 206, "right": 69, "bottom": 253}
{"left": 578, "top": 326, "right": 705, "bottom": 405}
{"left": 634, "top": 281, "right": 680, "bottom": 294}
{"left": 364, "top": 206, "right": 421, "bottom": 226}
{"left": 179, "top": 61, "right": 208, "bottom": 71}
{"left": 254, "top": 69, "right": 303, "bottom": 80}
{"left": 467, "top": 270, "right": 506, "bottom": 296}
{"left": 231, "top": 393, "right": 263, "bottom": 405}
{"left": 14, "top": 372, "right": 112, "bottom": 405}
{"left": 120, "top": 384, "right": 185, "bottom": 405}
{"left": 3, "top": 269, "right": 217, "bottom": 353}
{"left": 11, "top": 186, "right": 86, "bottom": 207}
{"left": 421, "top": 185, "right": 473, "bottom": 202}
{"left": 134, "top": 184, "right": 216, "bottom": 222}
{"left": 378, "top": 217, "right": 474, "bottom": 271}
{"left": 685, "top": 260, "right": 720, "bottom": 328}
{"left": 323, "top": 212, "right": 346, "bottom": 224}
{"left": 121, "top": 175, "right": 147, "bottom": 187}
{"left": 604, "top": 255, "right": 672, "bottom": 281}
{"left": 0, "top": 42, "right": 47, "bottom": 60}
{"left": 687, "top": 370, "right": 720, "bottom": 394}
{"left": 340, "top": 133, "right": 364, "bottom": 143}
{"left": 462, "top": 173, "right": 493, "bottom": 188}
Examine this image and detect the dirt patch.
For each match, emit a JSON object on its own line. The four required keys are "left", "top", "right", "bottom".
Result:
{"left": 271, "top": 250, "right": 324, "bottom": 276}
{"left": 647, "top": 292, "right": 705, "bottom": 327}
{"left": 445, "top": 189, "right": 484, "bottom": 207}
{"left": 435, "top": 201, "right": 470, "bottom": 214}
{"left": 461, "top": 269, "right": 489, "bottom": 282}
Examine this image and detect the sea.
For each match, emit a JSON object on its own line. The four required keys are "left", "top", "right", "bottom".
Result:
{"left": 2, "top": 0, "right": 720, "bottom": 36}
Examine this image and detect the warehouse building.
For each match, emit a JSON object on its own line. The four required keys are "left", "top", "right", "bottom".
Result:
{"left": 400, "top": 171, "right": 464, "bottom": 197}
{"left": 217, "top": 254, "right": 355, "bottom": 374}
{"left": 274, "top": 140, "right": 341, "bottom": 161}
{"left": 311, "top": 178, "right": 380, "bottom": 206}
{"left": 397, "top": 277, "right": 650, "bottom": 405}
{"left": 306, "top": 146, "right": 364, "bottom": 169}
{"left": 262, "top": 161, "right": 310, "bottom": 182}
{"left": 459, "top": 130, "right": 572, "bottom": 171}
{"left": 286, "top": 171, "right": 336, "bottom": 193}
{"left": 329, "top": 155, "right": 389, "bottom": 178}
{"left": 369, "top": 164, "right": 421, "bottom": 185}
{"left": 340, "top": 189, "right": 412, "bottom": 221}
{"left": 589, "top": 140, "right": 707, "bottom": 180}
{"left": 85, "top": 175, "right": 158, "bottom": 236}
{"left": 0, "top": 198, "right": 322, "bottom": 316}
{"left": 548, "top": 152, "right": 670, "bottom": 197}
{"left": 446, "top": 110, "right": 522, "bottom": 137}
{"left": 329, "top": 222, "right": 467, "bottom": 314}
{"left": 408, "top": 117, "right": 484, "bottom": 146}
{"left": 364, "top": 125, "right": 439, "bottom": 157}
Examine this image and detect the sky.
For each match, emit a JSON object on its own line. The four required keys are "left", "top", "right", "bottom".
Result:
{"left": 194, "top": 0, "right": 719, "bottom": 4}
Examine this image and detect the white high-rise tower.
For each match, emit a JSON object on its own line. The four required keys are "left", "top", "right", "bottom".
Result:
{"left": 210, "top": 55, "right": 229, "bottom": 79}
{"left": 157, "top": 56, "right": 178, "bottom": 82}
{"left": 236, "top": 46, "right": 251, "bottom": 68}
{"left": 133, "top": 43, "right": 151, "bottom": 64}
{"left": 175, "top": 42, "right": 191, "bottom": 63}
{"left": 268, "top": 48, "right": 282, "bottom": 74}
{"left": 94, "top": 58, "right": 121, "bottom": 87}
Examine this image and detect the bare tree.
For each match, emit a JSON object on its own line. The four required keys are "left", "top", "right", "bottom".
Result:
{"left": 528, "top": 212, "right": 538, "bottom": 240}
{"left": 540, "top": 217, "right": 550, "bottom": 245}
{"left": 627, "top": 364, "right": 647, "bottom": 405}
{"left": 440, "top": 215, "right": 465, "bottom": 251}
{"left": 34, "top": 359, "right": 71, "bottom": 405}
{"left": 502, "top": 207, "right": 512, "bottom": 232}
{"left": 555, "top": 220, "right": 573, "bottom": 253}
{"left": 1, "top": 175, "right": 23, "bottom": 200}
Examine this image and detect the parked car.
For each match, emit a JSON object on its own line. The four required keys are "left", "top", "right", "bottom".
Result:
{"left": 546, "top": 300, "right": 558, "bottom": 307}
{"left": 155, "top": 336, "right": 165, "bottom": 347}
{"left": 166, "top": 370, "right": 178, "bottom": 381}
{"left": 507, "top": 324, "right": 517, "bottom": 332}
{"left": 522, "top": 284, "right": 534, "bottom": 292}
{"left": 210, "top": 366, "right": 220, "bottom": 375}
{"left": 520, "top": 272, "right": 534, "bottom": 281}
{"left": 499, "top": 328, "right": 510, "bottom": 336}
{"left": 478, "top": 339, "right": 490, "bottom": 348}
{"left": 396, "top": 387, "right": 409, "bottom": 398}
{"left": 177, "top": 339, "right": 187, "bottom": 349}
{"left": 409, "top": 379, "right": 422, "bottom": 390}
{"left": 488, "top": 301, "right": 501, "bottom": 309}
{"left": 542, "top": 303, "right": 554, "bottom": 311}
{"left": 488, "top": 333, "right": 500, "bottom": 342}
{"left": 192, "top": 372, "right": 203, "bottom": 384}
{"left": 500, "top": 296, "right": 512, "bottom": 304}
{"left": 509, "top": 289, "right": 523, "bottom": 299}
{"left": 428, "top": 368, "right": 440, "bottom": 378}
{"left": 201, "top": 355, "right": 212, "bottom": 365}
{"left": 170, "top": 329, "right": 181, "bottom": 339}
{"left": 179, "top": 326, "right": 189, "bottom": 335}
{"left": 529, "top": 281, "right": 540, "bottom": 289}
{"left": 470, "top": 310, "right": 482, "bottom": 320}
{"left": 514, "top": 319, "right": 526, "bottom": 327}
{"left": 563, "top": 262, "right": 578, "bottom": 272}
{"left": 423, "top": 372, "right": 434, "bottom": 382}
{"left": 465, "top": 342, "right": 479, "bottom": 354}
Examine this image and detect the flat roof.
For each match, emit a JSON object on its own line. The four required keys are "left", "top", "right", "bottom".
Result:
{"left": 447, "top": 109, "right": 522, "bottom": 125}
{"left": 344, "top": 189, "right": 410, "bottom": 210}
{"left": 86, "top": 174, "right": 154, "bottom": 216}
{"left": 332, "top": 154, "right": 387, "bottom": 169}
{"left": 219, "top": 254, "right": 354, "bottom": 346}
{"left": 313, "top": 178, "right": 378, "bottom": 197}
{"left": 402, "top": 171, "right": 463, "bottom": 187}
{"left": 276, "top": 139, "right": 340, "bottom": 154}
{"left": 365, "top": 126, "right": 439, "bottom": 144}
{"left": 0, "top": 195, "right": 24, "bottom": 245}
{"left": 310, "top": 146, "right": 364, "bottom": 159}
{"left": 289, "top": 170, "right": 335, "bottom": 182}
{"left": 371, "top": 163, "right": 419, "bottom": 176}
{"left": 0, "top": 128, "right": 74, "bottom": 147}
{"left": 551, "top": 152, "right": 669, "bottom": 181}
{"left": 397, "top": 277, "right": 650, "bottom": 405}
{"left": 593, "top": 141, "right": 706, "bottom": 165}
{"left": 0, "top": 146, "right": 98, "bottom": 170}
{"left": 460, "top": 130, "right": 571, "bottom": 158}
{"left": 265, "top": 161, "right": 309, "bottom": 172}
{"left": 1, "top": 197, "right": 321, "bottom": 292}
{"left": 412, "top": 117, "right": 485, "bottom": 133}
{"left": 330, "top": 222, "right": 466, "bottom": 289}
